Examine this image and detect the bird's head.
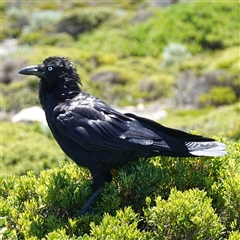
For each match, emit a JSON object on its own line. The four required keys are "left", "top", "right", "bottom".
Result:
{"left": 19, "top": 56, "right": 81, "bottom": 89}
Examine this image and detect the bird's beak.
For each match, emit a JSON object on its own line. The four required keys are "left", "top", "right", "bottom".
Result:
{"left": 19, "top": 65, "right": 44, "bottom": 78}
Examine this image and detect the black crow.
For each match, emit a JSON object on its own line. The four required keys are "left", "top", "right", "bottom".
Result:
{"left": 19, "top": 56, "right": 226, "bottom": 215}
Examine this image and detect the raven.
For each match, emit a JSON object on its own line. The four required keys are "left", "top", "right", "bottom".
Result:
{"left": 19, "top": 56, "right": 226, "bottom": 215}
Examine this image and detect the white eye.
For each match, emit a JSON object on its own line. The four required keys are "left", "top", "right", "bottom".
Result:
{"left": 48, "top": 66, "right": 53, "bottom": 71}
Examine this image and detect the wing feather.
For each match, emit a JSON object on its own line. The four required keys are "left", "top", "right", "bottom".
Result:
{"left": 53, "top": 102, "right": 130, "bottom": 150}
{"left": 52, "top": 96, "right": 166, "bottom": 152}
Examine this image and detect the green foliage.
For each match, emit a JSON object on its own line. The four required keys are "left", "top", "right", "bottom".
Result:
{"left": 1, "top": 137, "right": 239, "bottom": 239}
{"left": 144, "top": 188, "right": 223, "bottom": 239}
{"left": 89, "top": 207, "right": 142, "bottom": 239}
{"left": 1, "top": 2, "right": 240, "bottom": 238}
{"left": 130, "top": 2, "right": 239, "bottom": 56}
{"left": 77, "top": 2, "right": 239, "bottom": 57}
{"left": 5, "top": 7, "right": 61, "bottom": 39}
{"left": 1, "top": 122, "right": 64, "bottom": 175}
{"left": 0, "top": 163, "right": 102, "bottom": 239}
{"left": 180, "top": 46, "right": 239, "bottom": 75}
{"left": 117, "top": 158, "right": 164, "bottom": 210}
{"left": 198, "top": 86, "right": 237, "bottom": 107}
{"left": 211, "top": 140, "right": 240, "bottom": 234}
{"left": 12, "top": 3, "right": 235, "bottom": 107}
{"left": 57, "top": 8, "right": 114, "bottom": 39}
{"left": 19, "top": 32, "right": 75, "bottom": 47}
{"left": 229, "top": 231, "right": 240, "bottom": 240}
{"left": 161, "top": 103, "right": 240, "bottom": 141}
{"left": 139, "top": 74, "right": 174, "bottom": 100}
{"left": 1, "top": 78, "right": 39, "bottom": 112}
{"left": 18, "top": 31, "right": 45, "bottom": 46}
{"left": 209, "top": 47, "right": 240, "bottom": 74}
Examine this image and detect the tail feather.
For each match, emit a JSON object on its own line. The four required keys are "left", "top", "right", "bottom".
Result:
{"left": 186, "top": 141, "right": 226, "bottom": 157}
{"left": 125, "top": 113, "right": 227, "bottom": 157}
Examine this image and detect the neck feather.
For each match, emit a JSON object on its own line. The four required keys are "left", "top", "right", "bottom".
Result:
{"left": 38, "top": 76, "right": 81, "bottom": 109}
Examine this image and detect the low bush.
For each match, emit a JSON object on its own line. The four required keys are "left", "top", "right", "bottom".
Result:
{"left": 1, "top": 122, "right": 64, "bottom": 175}
{"left": 144, "top": 188, "right": 223, "bottom": 239}
{"left": 5, "top": 7, "right": 61, "bottom": 39}
{"left": 0, "top": 137, "right": 239, "bottom": 239}
{"left": 198, "top": 86, "right": 237, "bottom": 107}
{"left": 211, "top": 140, "right": 240, "bottom": 235}
{"left": 77, "top": 2, "right": 239, "bottom": 57}
{"left": 161, "top": 103, "right": 240, "bottom": 141}
{"left": 1, "top": 78, "right": 39, "bottom": 112}
{"left": 139, "top": 74, "right": 174, "bottom": 101}
{"left": 229, "top": 231, "right": 240, "bottom": 240}
{"left": 19, "top": 32, "right": 75, "bottom": 47}
{"left": 18, "top": 31, "right": 45, "bottom": 46}
{"left": 57, "top": 8, "right": 114, "bottom": 39}
{"left": 130, "top": 1, "right": 239, "bottom": 56}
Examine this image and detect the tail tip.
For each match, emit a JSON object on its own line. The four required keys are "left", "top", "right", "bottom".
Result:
{"left": 188, "top": 141, "right": 227, "bottom": 157}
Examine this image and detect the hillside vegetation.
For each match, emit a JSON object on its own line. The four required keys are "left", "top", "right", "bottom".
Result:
{"left": 1, "top": 1, "right": 239, "bottom": 239}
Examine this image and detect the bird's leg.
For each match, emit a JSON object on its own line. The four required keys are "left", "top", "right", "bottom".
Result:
{"left": 79, "top": 187, "right": 103, "bottom": 216}
{"left": 103, "top": 170, "right": 112, "bottom": 183}
{"left": 79, "top": 168, "right": 105, "bottom": 216}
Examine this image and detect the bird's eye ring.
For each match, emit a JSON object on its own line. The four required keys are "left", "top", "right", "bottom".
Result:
{"left": 48, "top": 66, "right": 53, "bottom": 72}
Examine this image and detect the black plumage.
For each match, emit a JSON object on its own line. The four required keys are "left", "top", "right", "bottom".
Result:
{"left": 19, "top": 56, "right": 226, "bottom": 215}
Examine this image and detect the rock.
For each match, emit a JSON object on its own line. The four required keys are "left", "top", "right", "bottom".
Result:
{"left": 11, "top": 106, "right": 47, "bottom": 125}
{"left": 0, "top": 39, "right": 18, "bottom": 57}
{"left": 175, "top": 70, "right": 236, "bottom": 108}
{"left": 91, "top": 71, "right": 125, "bottom": 84}
{"left": 0, "top": 58, "right": 28, "bottom": 84}
{"left": 115, "top": 102, "right": 167, "bottom": 121}
{"left": 151, "top": 0, "right": 178, "bottom": 8}
{"left": 131, "top": 9, "right": 155, "bottom": 24}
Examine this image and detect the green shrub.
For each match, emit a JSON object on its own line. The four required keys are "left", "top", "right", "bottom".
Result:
{"left": 211, "top": 141, "right": 240, "bottom": 234}
{"left": 5, "top": 7, "right": 61, "bottom": 39}
{"left": 1, "top": 78, "right": 39, "bottom": 112}
{"left": 0, "top": 163, "right": 102, "bottom": 239}
{"left": 144, "top": 188, "right": 224, "bottom": 239}
{"left": 19, "top": 31, "right": 75, "bottom": 47}
{"left": 1, "top": 2, "right": 240, "bottom": 238}
{"left": 0, "top": 137, "right": 239, "bottom": 239}
{"left": 130, "top": 2, "right": 239, "bottom": 56}
{"left": 220, "top": 162, "right": 240, "bottom": 232}
{"left": 77, "top": 2, "right": 239, "bottom": 57}
{"left": 161, "top": 103, "right": 240, "bottom": 141}
{"left": 18, "top": 31, "right": 45, "bottom": 46}
{"left": 1, "top": 122, "right": 64, "bottom": 175}
{"left": 57, "top": 8, "right": 113, "bottom": 39}
{"left": 89, "top": 207, "right": 142, "bottom": 239}
{"left": 198, "top": 86, "right": 237, "bottom": 107}
{"left": 139, "top": 74, "right": 174, "bottom": 100}
{"left": 229, "top": 231, "right": 240, "bottom": 240}
{"left": 77, "top": 28, "right": 134, "bottom": 57}
{"left": 41, "top": 33, "right": 75, "bottom": 47}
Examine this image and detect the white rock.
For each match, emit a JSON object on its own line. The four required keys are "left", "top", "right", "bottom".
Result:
{"left": 11, "top": 106, "right": 47, "bottom": 125}
{"left": 115, "top": 102, "right": 167, "bottom": 121}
